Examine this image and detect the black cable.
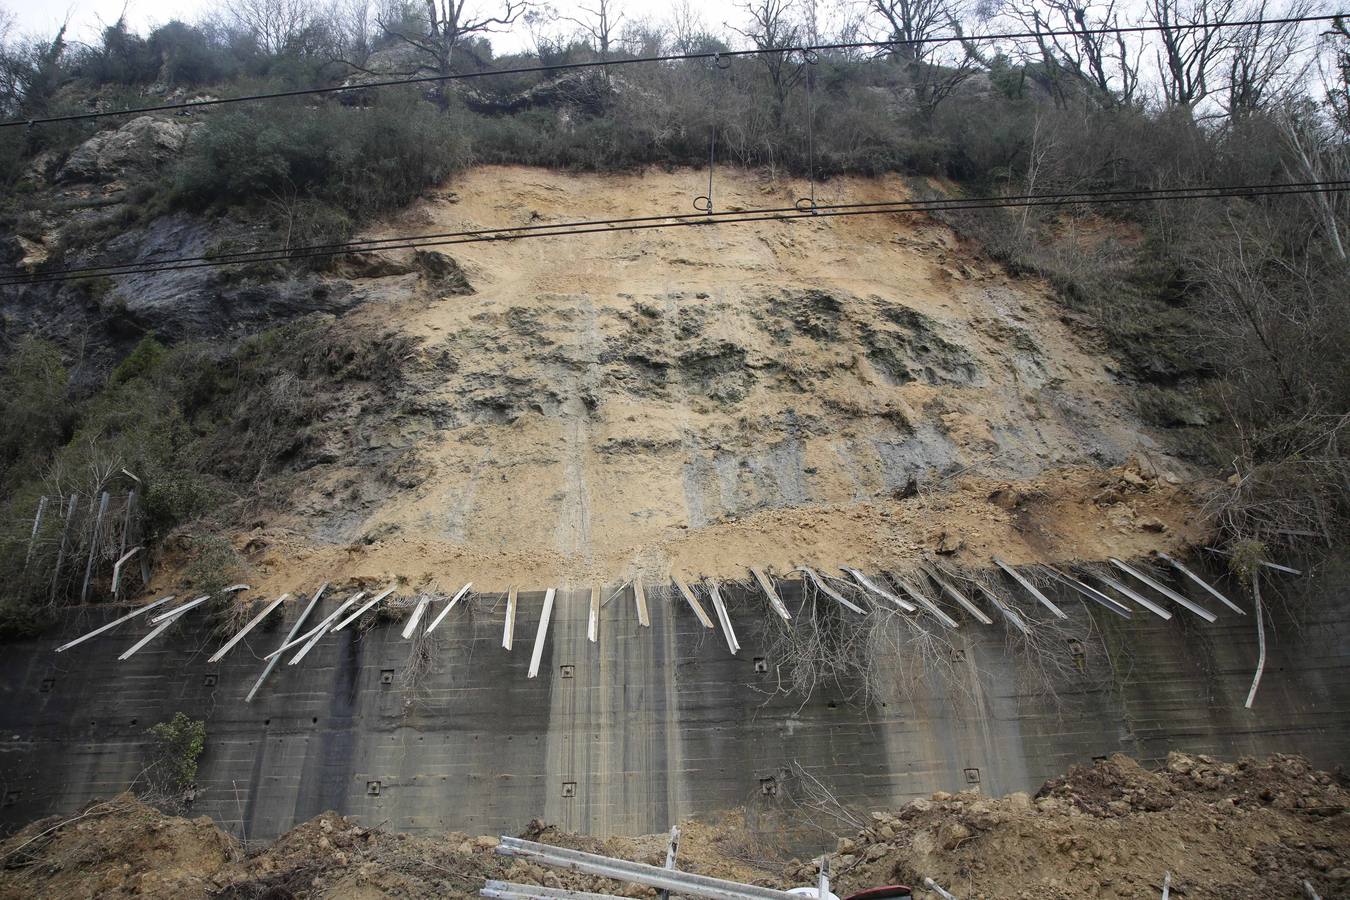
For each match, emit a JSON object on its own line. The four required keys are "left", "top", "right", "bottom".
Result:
{"left": 3, "top": 181, "right": 1344, "bottom": 287}
{"left": 1, "top": 13, "right": 1340, "bottom": 129}
{"left": 9, "top": 178, "right": 1346, "bottom": 282}
{"left": 6, "top": 181, "right": 1345, "bottom": 283}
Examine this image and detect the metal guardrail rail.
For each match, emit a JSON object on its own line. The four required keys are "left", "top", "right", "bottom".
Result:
{"left": 493, "top": 836, "right": 806, "bottom": 900}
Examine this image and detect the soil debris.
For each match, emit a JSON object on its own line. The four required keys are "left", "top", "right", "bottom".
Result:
{"left": 1, "top": 753, "right": 1345, "bottom": 900}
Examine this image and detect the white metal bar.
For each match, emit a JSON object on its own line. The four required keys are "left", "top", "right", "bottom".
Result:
{"left": 427, "top": 582, "right": 473, "bottom": 634}
{"left": 797, "top": 566, "right": 866, "bottom": 614}
{"left": 55, "top": 595, "right": 176, "bottom": 653}
{"left": 674, "top": 575, "right": 714, "bottom": 628}
{"left": 120, "top": 597, "right": 206, "bottom": 660}
{"left": 503, "top": 586, "right": 517, "bottom": 649}
{"left": 1244, "top": 571, "right": 1265, "bottom": 708}
{"left": 483, "top": 882, "right": 626, "bottom": 900}
{"left": 401, "top": 594, "right": 432, "bottom": 639}
{"left": 81, "top": 491, "right": 110, "bottom": 603}
{"left": 1156, "top": 552, "right": 1244, "bottom": 615}
{"left": 977, "top": 585, "right": 1031, "bottom": 636}
{"left": 634, "top": 581, "right": 650, "bottom": 627}
{"left": 1110, "top": 558, "right": 1216, "bottom": 622}
{"left": 496, "top": 837, "right": 800, "bottom": 900}
{"left": 749, "top": 567, "right": 791, "bottom": 620}
{"left": 332, "top": 587, "right": 392, "bottom": 631}
{"left": 922, "top": 566, "right": 993, "bottom": 625}
{"left": 893, "top": 575, "right": 960, "bottom": 628}
{"left": 527, "top": 589, "right": 556, "bottom": 678}
{"left": 246, "top": 588, "right": 322, "bottom": 703}
{"left": 841, "top": 567, "right": 916, "bottom": 612}
{"left": 25, "top": 495, "right": 47, "bottom": 568}
{"left": 1047, "top": 567, "right": 1133, "bottom": 618}
{"left": 118, "top": 615, "right": 183, "bottom": 661}
{"left": 208, "top": 593, "right": 289, "bottom": 663}
{"left": 109, "top": 547, "right": 141, "bottom": 596}
{"left": 263, "top": 585, "right": 340, "bottom": 658}
{"left": 993, "top": 558, "right": 1068, "bottom": 619}
{"left": 923, "top": 878, "right": 957, "bottom": 900}
{"left": 587, "top": 583, "right": 600, "bottom": 643}
{"left": 1259, "top": 560, "right": 1301, "bottom": 575}
{"left": 150, "top": 594, "right": 211, "bottom": 624}
{"left": 706, "top": 582, "right": 739, "bottom": 654}
{"left": 817, "top": 856, "right": 830, "bottom": 900}
{"left": 1095, "top": 572, "right": 1173, "bottom": 620}
{"left": 288, "top": 598, "right": 356, "bottom": 665}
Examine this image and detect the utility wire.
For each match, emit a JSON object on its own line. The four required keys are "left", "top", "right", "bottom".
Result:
{"left": 1, "top": 13, "right": 1341, "bottom": 129}
{"left": 2, "top": 180, "right": 1346, "bottom": 287}
{"left": 12, "top": 177, "right": 1346, "bottom": 281}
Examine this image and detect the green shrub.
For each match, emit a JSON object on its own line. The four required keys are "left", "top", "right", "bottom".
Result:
{"left": 146, "top": 712, "right": 206, "bottom": 794}
{"left": 171, "top": 89, "right": 470, "bottom": 224}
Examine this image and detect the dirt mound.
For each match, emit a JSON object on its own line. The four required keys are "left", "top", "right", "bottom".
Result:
{"left": 3, "top": 754, "right": 1345, "bottom": 899}
{"left": 819, "top": 753, "right": 1350, "bottom": 900}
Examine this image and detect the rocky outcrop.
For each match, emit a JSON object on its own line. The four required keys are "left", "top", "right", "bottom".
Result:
{"left": 57, "top": 115, "right": 194, "bottom": 184}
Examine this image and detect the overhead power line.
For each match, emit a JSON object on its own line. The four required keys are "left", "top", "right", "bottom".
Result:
{"left": 2, "top": 179, "right": 1345, "bottom": 287}
{"left": 8, "top": 178, "right": 1346, "bottom": 283}
{"left": 1, "top": 13, "right": 1341, "bottom": 129}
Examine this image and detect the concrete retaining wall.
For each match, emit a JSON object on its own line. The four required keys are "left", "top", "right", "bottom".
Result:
{"left": 1, "top": 560, "right": 1346, "bottom": 846}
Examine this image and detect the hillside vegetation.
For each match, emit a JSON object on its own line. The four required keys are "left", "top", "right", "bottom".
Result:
{"left": 0, "top": 0, "right": 1346, "bottom": 626}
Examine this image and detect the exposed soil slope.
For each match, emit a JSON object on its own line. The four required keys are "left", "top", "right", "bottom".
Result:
{"left": 1, "top": 753, "right": 1345, "bottom": 899}
{"left": 215, "top": 166, "right": 1205, "bottom": 593}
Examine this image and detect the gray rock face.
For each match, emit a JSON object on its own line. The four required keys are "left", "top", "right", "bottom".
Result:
{"left": 0, "top": 214, "right": 385, "bottom": 373}
{"left": 57, "top": 116, "right": 193, "bottom": 184}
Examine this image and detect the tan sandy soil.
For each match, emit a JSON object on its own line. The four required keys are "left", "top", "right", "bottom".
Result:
{"left": 167, "top": 166, "right": 1209, "bottom": 594}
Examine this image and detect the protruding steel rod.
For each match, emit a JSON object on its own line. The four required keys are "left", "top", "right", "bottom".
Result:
{"left": 247, "top": 587, "right": 322, "bottom": 703}
{"left": 993, "top": 558, "right": 1067, "bottom": 619}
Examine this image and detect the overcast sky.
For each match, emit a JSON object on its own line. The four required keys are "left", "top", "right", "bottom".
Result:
{"left": 2, "top": 0, "right": 744, "bottom": 51}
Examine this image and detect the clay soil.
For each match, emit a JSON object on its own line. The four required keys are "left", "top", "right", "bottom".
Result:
{"left": 2, "top": 752, "right": 1345, "bottom": 900}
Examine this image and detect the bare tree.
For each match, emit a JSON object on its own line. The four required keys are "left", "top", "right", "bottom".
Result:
{"left": 867, "top": 0, "right": 980, "bottom": 117}
{"left": 378, "top": 0, "right": 531, "bottom": 104}
{"left": 229, "top": 0, "right": 323, "bottom": 55}
{"left": 1326, "top": 16, "right": 1350, "bottom": 131}
{"left": 1001, "top": 0, "right": 1139, "bottom": 107}
{"left": 1281, "top": 113, "right": 1348, "bottom": 260}
{"left": 730, "top": 0, "right": 804, "bottom": 123}
{"left": 565, "top": 0, "right": 624, "bottom": 59}
{"left": 329, "top": 0, "right": 377, "bottom": 66}
{"left": 1224, "top": 0, "right": 1315, "bottom": 117}
{"left": 668, "top": 0, "right": 719, "bottom": 53}
{"left": 1146, "top": 0, "right": 1240, "bottom": 109}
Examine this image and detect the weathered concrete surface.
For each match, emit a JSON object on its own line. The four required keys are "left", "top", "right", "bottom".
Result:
{"left": 0, "top": 560, "right": 1346, "bottom": 845}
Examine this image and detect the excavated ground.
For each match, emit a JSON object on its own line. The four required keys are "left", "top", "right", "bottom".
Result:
{"left": 209, "top": 166, "right": 1206, "bottom": 594}
{"left": 0, "top": 753, "right": 1345, "bottom": 899}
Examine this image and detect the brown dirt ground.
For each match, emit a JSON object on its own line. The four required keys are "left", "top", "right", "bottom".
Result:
{"left": 2, "top": 753, "right": 1345, "bottom": 900}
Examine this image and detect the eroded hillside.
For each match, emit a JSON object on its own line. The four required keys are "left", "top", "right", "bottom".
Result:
{"left": 216, "top": 166, "right": 1204, "bottom": 592}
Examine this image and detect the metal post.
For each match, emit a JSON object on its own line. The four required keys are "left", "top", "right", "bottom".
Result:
{"left": 24, "top": 495, "right": 47, "bottom": 570}
{"left": 50, "top": 494, "right": 77, "bottom": 603}
{"left": 118, "top": 489, "right": 136, "bottom": 561}
{"left": 80, "top": 491, "right": 110, "bottom": 603}
{"left": 816, "top": 856, "right": 829, "bottom": 900}
{"left": 657, "top": 826, "right": 681, "bottom": 900}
